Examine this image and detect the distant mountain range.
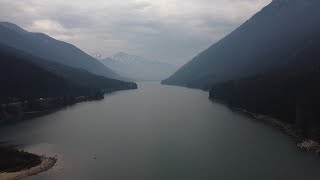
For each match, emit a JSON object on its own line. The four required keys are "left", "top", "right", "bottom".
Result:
{"left": 0, "top": 22, "right": 122, "bottom": 80}
{"left": 99, "top": 52, "right": 178, "bottom": 81}
{"left": 162, "top": 0, "right": 320, "bottom": 89}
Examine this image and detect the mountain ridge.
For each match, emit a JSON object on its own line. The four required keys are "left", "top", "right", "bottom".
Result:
{"left": 0, "top": 42, "right": 137, "bottom": 101}
{"left": 162, "top": 0, "right": 320, "bottom": 89}
{"left": 0, "top": 22, "right": 123, "bottom": 80}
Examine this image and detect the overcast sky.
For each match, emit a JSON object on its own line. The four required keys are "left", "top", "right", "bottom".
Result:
{"left": 0, "top": 0, "right": 271, "bottom": 65}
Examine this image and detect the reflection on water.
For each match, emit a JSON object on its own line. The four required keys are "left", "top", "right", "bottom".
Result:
{"left": 1, "top": 83, "right": 320, "bottom": 180}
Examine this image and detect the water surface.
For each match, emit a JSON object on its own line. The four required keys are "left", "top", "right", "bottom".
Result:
{"left": 1, "top": 83, "right": 320, "bottom": 180}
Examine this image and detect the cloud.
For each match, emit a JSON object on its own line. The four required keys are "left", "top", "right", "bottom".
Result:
{"left": 0, "top": 0, "right": 271, "bottom": 65}
{"left": 133, "top": 1, "right": 151, "bottom": 10}
{"left": 30, "top": 19, "right": 63, "bottom": 32}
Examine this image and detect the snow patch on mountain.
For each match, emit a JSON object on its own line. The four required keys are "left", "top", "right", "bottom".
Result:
{"left": 100, "top": 52, "right": 179, "bottom": 81}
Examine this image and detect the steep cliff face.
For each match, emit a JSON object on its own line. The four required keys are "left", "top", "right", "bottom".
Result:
{"left": 162, "top": 0, "right": 320, "bottom": 89}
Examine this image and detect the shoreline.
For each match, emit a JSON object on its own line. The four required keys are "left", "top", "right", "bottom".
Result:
{"left": 0, "top": 96, "right": 103, "bottom": 125}
{"left": 0, "top": 156, "right": 57, "bottom": 180}
{"left": 234, "top": 108, "right": 320, "bottom": 156}
{"left": 0, "top": 87, "right": 138, "bottom": 126}
{"left": 209, "top": 98, "right": 320, "bottom": 156}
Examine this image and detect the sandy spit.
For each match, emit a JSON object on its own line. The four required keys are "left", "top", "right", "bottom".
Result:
{"left": 0, "top": 157, "right": 57, "bottom": 180}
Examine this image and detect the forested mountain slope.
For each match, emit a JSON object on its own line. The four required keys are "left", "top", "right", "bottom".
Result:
{"left": 162, "top": 0, "right": 320, "bottom": 89}
{"left": 0, "top": 44, "right": 137, "bottom": 103}
{"left": 0, "top": 22, "right": 122, "bottom": 80}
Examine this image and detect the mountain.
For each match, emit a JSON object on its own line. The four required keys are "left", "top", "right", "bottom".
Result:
{"left": 209, "top": 32, "right": 320, "bottom": 137}
{"left": 0, "top": 43, "right": 137, "bottom": 103}
{"left": 0, "top": 22, "right": 122, "bottom": 80}
{"left": 0, "top": 44, "right": 70, "bottom": 100}
{"left": 100, "top": 52, "right": 178, "bottom": 81}
{"left": 162, "top": 0, "right": 320, "bottom": 89}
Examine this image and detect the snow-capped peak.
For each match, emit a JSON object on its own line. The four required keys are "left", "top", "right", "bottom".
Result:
{"left": 111, "top": 52, "right": 149, "bottom": 65}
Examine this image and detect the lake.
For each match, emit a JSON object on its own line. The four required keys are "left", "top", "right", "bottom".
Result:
{"left": 1, "top": 83, "right": 320, "bottom": 180}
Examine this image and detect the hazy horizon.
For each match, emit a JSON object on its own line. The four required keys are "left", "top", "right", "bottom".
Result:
{"left": 0, "top": 0, "right": 271, "bottom": 65}
{"left": 2, "top": 1, "right": 320, "bottom": 179}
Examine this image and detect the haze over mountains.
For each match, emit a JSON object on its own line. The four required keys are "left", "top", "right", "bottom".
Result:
{"left": 0, "top": 42, "right": 137, "bottom": 102}
{"left": 99, "top": 52, "right": 178, "bottom": 81}
{"left": 162, "top": 0, "right": 320, "bottom": 138}
{"left": 0, "top": 22, "right": 137, "bottom": 103}
{"left": 162, "top": 0, "right": 320, "bottom": 89}
{"left": 3, "top": 0, "right": 320, "bottom": 178}
{"left": 0, "top": 22, "right": 122, "bottom": 80}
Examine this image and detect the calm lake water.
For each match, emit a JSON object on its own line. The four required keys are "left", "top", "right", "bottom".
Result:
{"left": 1, "top": 83, "right": 320, "bottom": 180}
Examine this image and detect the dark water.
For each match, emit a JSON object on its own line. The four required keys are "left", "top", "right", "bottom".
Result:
{"left": 1, "top": 83, "right": 320, "bottom": 180}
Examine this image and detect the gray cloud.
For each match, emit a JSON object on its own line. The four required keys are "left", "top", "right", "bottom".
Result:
{"left": 0, "top": 0, "right": 271, "bottom": 65}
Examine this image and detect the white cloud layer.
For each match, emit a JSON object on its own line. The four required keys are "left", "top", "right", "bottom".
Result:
{"left": 0, "top": 0, "right": 271, "bottom": 65}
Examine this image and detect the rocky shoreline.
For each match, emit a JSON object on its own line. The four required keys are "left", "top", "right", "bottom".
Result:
{"left": 235, "top": 109, "right": 320, "bottom": 156}
{"left": 210, "top": 98, "right": 320, "bottom": 156}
